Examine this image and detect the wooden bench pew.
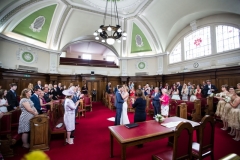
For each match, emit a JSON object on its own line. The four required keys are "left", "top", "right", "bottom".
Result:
{"left": 199, "top": 97, "right": 213, "bottom": 115}
{"left": 108, "top": 95, "right": 116, "bottom": 110}
{"left": 9, "top": 109, "right": 21, "bottom": 130}
{"left": 169, "top": 99, "right": 201, "bottom": 121}
{"left": 48, "top": 103, "right": 66, "bottom": 145}
{"left": 0, "top": 112, "right": 21, "bottom": 157}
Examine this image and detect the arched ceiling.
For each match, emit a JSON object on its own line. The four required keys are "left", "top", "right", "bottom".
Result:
{"left": 0, "top": 0, "right": 240, "bottom": 56}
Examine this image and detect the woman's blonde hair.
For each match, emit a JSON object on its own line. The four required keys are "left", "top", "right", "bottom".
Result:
{"left": 124, "top": 86, "right": 129, "bottom": 92}
{"left": 20, "top": 88, "right": 31, "bottom": 99}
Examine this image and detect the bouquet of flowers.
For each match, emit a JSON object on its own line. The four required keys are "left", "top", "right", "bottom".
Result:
{"left": 209, "top": 93, "right": 215, "bottom": 97}
{"left": 223, "top": 96, "right": 231, "bottom": 103}
{"left": 154, "top": 114, "right": 165, "bottom": 123}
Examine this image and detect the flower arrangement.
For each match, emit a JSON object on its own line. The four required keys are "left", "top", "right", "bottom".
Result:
{"left": 223, "top": 96, "right": 231, "bottom": 103}
{"left": 154, "top": 114, "right": 165, "bottom": 123}
{"left": 209, "top": 93, "right": 215, "bottom": 97}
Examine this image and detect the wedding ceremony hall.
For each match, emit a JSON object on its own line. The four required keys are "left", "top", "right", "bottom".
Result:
{"left": 0, "top": 0, "right": 240, "bottom": 159}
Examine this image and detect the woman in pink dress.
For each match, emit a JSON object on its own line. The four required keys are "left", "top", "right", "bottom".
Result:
{"left": 195, "top": 84, "right": 202, "bottom": 99}
{"left": 62, "top": 89, "right": 80, "bottom": 144}
{"left": 160, "top": 88, "right": 170, "bottom": 118}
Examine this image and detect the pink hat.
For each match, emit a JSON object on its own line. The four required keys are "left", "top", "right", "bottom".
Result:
{"left": 62, "top": 89, "right": 74, "bottom": 96}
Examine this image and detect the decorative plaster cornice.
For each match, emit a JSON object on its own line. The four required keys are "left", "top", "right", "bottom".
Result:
{"left": 0, "top": 34, "right": 61, "bottom": 55}
{"left": 0, "top": 0, "right": 43, "bottom": 28}
{"left": 0, "top": 1, "right": 17, "bottom": 17}
{"left": 53, "top": 1, "right": 72, "bottom": 47}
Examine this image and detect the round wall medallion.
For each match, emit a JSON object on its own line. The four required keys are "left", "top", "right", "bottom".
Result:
{"left": 22, "top": 52, "right": 34, "bottom": 62}
{"left": 138, "top": 62, "right": 146, "bottom": 69}
{"left": 193, "top": 62, "right": 199, "bottom": 68}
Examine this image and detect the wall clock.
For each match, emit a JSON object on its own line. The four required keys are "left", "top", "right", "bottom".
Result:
{"left": 193, "top": 62, "right": 199, "bottom": 68}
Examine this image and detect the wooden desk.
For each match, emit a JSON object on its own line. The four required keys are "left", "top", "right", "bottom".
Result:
{"left": 109, "top": 117, "right": 200, "bottom": 160}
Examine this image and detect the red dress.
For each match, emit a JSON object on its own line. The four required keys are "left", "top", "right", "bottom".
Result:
{"left": 130, "top": 90, "right": 135, "bottom": 97}
{"left": 196, "top": 89, "right": 202, "bottom": 99}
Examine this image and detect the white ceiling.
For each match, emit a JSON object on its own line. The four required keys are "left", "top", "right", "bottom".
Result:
{"left": 0, "top": 0, "right": 240, "bottom": 55}
{"left": 66, "top": 41, "right": 116, "bottom": 56}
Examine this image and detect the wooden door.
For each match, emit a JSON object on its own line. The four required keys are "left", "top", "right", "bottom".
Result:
{"left": 86, "top": 81, "right": 100, "bottom": 101}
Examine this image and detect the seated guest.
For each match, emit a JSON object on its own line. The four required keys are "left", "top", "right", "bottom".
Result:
{"left": 35, "top": 81, "right": 43, "bottom": 90}
{"left": 190, "top": 84, "right": 197, "bottom": 102}
{"left": 227, "top": 89, "right": 240, "bottom": 141}
{"left": 129, "top": 88, "right": 135, "bottom": 97}
{"left": 30, "top": 88, "right": 42, "bottom": 114}
{"left": 18, "top": 88, "right": 38, "bottom": 148}
{"left": 195, "top": 84, "right": 202, "bottom": 99}
{"left": 171, "top": 85, "right": 180, "bottom": 100}
{"left": 39, "top": 91, "right": 52, "bottom": 113}
{"left": 221, "top": 86, "right": 235, "bottom": 130}
{"left": 181, "top": 83, "right": 188, "bottom": 101}
{"left": 215, "top": 85, "right": 229, "bottom": 117}
{"left": 132, "top": 89, "right": 146, "bottom": 123}
{"left": 62, "top": 89, "right": 80, "bottom": 144}
{"left": 82, "top": 83, "right": 88, "bottom": 95}
{"left": 6, "top": 83, "right": 19, "bottom": 111}
{"left": 203, "top": 80, "right": 218, "bottom": 97}
{"left": 0, "top": 89, "right": 9, "bottom": 112}
{"left": 160, "top": 88, "right": 170, "bottom": 118}
{"left": 51, "top": 84, "right": 58, "bottom": 100}
{"left": 27, "top": 83, "right": 34, "bottom": 95}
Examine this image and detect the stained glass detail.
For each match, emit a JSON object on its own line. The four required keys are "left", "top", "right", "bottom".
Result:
{"left": 184, "top": 26, "right": 211, "bottom": 60}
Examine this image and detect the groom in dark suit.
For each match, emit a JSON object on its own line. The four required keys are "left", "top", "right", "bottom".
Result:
{"left": 151, "top": 87, "right": 161, "bottom": 117}
{"left": 114, "top": 85, "right": 124, "bottom": 125}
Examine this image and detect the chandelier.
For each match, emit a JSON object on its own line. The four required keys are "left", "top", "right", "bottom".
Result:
{"left": 93, "top": 0, "right": 127, "bottom": 45}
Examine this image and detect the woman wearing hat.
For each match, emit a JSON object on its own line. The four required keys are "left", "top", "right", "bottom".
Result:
{"left": 62, "top": 89, "right": 80, "bottom": 144}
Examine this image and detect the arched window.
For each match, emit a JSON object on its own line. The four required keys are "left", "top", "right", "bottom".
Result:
{"left": 216, "top": 25, "right": 240, "bottom": 53}
{"left": 169, "top": 42, "right": 181, "bottom": 64}
{"left": 184, "top": 26, "right": 211, "bottom": 60}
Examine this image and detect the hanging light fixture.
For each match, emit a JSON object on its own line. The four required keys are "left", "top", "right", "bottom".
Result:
{"left": 93, "top": 0, "right": 127, "bottom": 45}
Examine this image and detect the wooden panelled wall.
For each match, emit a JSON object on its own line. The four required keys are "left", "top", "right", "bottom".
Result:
{"left": 0, "top": 66, "right": 239, "bottom": 100}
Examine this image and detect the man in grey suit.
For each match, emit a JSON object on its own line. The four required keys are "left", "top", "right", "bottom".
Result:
{"left": 114, "top": 85, "right": 124, "bottom": 125}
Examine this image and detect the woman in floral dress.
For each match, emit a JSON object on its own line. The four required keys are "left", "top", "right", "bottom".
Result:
{"left": 215, "top": 85, "right": 229, "bottom": 117}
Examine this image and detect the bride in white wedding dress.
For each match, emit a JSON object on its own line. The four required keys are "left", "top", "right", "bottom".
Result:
{"left": 120, "top": 86, "right": 130, "bottom": 125}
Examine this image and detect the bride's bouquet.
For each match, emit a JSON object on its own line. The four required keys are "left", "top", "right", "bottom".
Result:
{"left": 209, "top": 93, "right": 215, "bottom": 97}
{"left": 154, "top": 114, "right": 165, "bottom": 123}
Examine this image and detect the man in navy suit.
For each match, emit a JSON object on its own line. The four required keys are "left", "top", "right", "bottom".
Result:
{"left": 114, "top": 85, "right": 124, "bottom": 125}
{"left": 203, "top": 80, "right": 218, "bottom": 97}
{"left": 6, "top": 83, "right": 19, "bottom": 111}
{"left": 151, "top": 87, "right": 161, "bottom": 117}
{"left": 30, "top": 88, "right": 42, "bottom": 114}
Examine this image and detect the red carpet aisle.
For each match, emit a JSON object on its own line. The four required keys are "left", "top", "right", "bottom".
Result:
{"left": 5, "top": 102, "right": 240, "bottom": 160}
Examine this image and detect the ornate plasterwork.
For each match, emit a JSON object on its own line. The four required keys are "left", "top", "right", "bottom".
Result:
{"left": 136, "top": 59, "right": 148, "bottom": 70}
{"left": 16, "top": 46, "right": 38, "bottom": 64}
{"left": 0, "top": 0, "right": 43, "bottom": 28}
{"left": 29, "top": 16, "right": 46, "bottom": 32}
{"left": 49, "top": 53, "right": 58, "bottom": 73}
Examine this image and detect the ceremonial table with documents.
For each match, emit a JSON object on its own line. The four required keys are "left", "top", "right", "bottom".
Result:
{"left": 109, "top": 117, "right": 200, "bottom": 160}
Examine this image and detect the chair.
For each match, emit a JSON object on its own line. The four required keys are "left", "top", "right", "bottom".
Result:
{"left": 78, "top": 99, "right": 86, "bottom": 119}
{"left": 192, "top": 115, "right": 215, "bottom": 160}
{"left": 152, "top": 121, "right": 193, "bottom": 160}
{"left": 83, "top": 96, "right": 92, "bottom": 111}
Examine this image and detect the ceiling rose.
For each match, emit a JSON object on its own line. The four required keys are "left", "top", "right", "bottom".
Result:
{"left": 82, "top": 0, "right": 143, "bottom": 12}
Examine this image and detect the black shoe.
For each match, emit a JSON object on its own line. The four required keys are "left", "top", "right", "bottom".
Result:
{"left": 75, "top": 122, "right": 79, "bottom": 125}
{"left": 137, "top": 144, "right": 143, "bottom": 148}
